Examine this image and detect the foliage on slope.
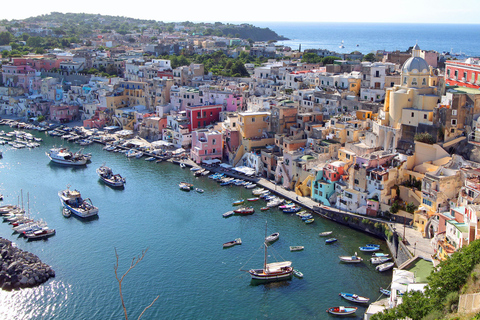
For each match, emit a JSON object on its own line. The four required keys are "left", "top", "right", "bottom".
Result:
{"left": 372, "top": 239, "right": 480, "bottom": 320}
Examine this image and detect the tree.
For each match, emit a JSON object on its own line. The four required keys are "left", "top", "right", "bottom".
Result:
{"left": 363, "top": 53, "right": 376, "bottom": 62}
{"left": 321, "top": 56, "right": 341, "bottom": 65}
{"left": 0, "top": 31, "right": 13, "bottom": 45}
{"left": 26, "top": 36, "right": 43, "bottom": 48}
{"left": 114, "top": 248, "right": 159, "bottom": 320}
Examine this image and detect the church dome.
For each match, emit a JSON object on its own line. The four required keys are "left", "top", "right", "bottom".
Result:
{"left": 402, "top": 57, "right": 429, "bottom": 74}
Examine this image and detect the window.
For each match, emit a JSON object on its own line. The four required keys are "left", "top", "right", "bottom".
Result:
{"left": 451, "top": 128, "right": 455, "bottom": 133}
{"left": 451, "top": 119, "right": 457, "bottom": 126}
{"left": 424, "top": 114, "right": 427, "bottom": 119}
{"left": 452, "top": 110, "right": 457, "bottom": 116}
{"left": 411, "top": 112, "right": 415, "bottom": 117}
{"left": 345, "top": 193, "right": 353, "bottom": 199}
{"left": 412, "top": 78, "right": 418, "bottom": 85}
{"left": 455, "top": 70, "right": 458, "bottom": 80}
{"left": 251, "top": 118, "right": 255, "bottom": 122}
{"left": 422, "top": 78, "right": 426, "bottom": 85}
{"left": 212, "top": 148, "right": 216, "bottom": 154}
{"left": 197, "top": 111, "right": 201, "bottom": 118}
{"left": 463, "top": 72, "right": 467, "bottom": 80}
{"left": 354, "top": 179, "right": 359, "bottom": 185}
{"left": 210, "top": 111, "right": 213, "bottom": 116}
{"left": 403, "top": 77, "right": 407, "bottom": 84}
{"left": 447, "top": 69, "right": 451, "bottom": 78}
{"left": 198, "top": 121, "right": 201, "bottom": 127}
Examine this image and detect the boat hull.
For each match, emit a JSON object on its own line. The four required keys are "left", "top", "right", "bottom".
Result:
{"left": 249, "top": 269, "right": 293, "bottom": 281}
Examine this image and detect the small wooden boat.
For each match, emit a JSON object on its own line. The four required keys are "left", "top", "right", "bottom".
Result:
{"left": 325, "top": 238, "right": 337, "bottom": 244}
{"left": 339, "top": 292, "right": 370, "bottom": 304}
{"left": 179, "top": 182, "right": 193, "bottom": 191}
{"left": 372, "top": 252, "right": 389, "bottom": 257}
{"left": 222, "top": 211, "right": 234, "bottom": 218}
{"left": 247, "top": 197, "right": 259, "bottom": 202}
{"left": 232, "top": 199, "right": 244, "bottom": 206}
{"left": 290, "top": 246, "right": 304, "bottom": 252}
{"left": 304, "top": 218, "right": 314, "bottom": 224}
{"left": 319, "top": 231, "right": 332, "bottom": 237}
{"left": 293, "top": 269, "right": 303, "bottom": 278}
{"left": 223, "top": 238, "right": 242, "bottom": 248}
{"left": 326, "top": 306, "right": 357, "bottom": 316}
{"left": 233, "top": 207, "right": 254, "bottom": 215}
{"left": 376, "top": 262, "right": 394, "bottom": 272}
{"left": 260, "top": 207, "right": 269, "bottom": 211}
{"left": 379, "top": 287, "right": 391, "bottom": 296}
{"left": 339, "top": 253, "right": 363, "bottom": 263}
{"left": 62, "top": 208, "right": 71, "bottom": 218}
{"left": 265, "top": 232, "right": 279, "bottom": 243}
{"left": 370, "top": 257, "right": 391, "bottom": 265}
{"left": 365, "top": 244, "right": 380, "bottom": 248}
{"left": 359, "top": 246, "right": 379, "bottom": 252}
{"left": 195, "top": 188, "right": 204, "bottom": 193}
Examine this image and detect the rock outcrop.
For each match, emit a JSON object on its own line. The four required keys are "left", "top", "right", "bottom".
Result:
{"left": 0, "top": 237, "right": 55, "bottom": 290}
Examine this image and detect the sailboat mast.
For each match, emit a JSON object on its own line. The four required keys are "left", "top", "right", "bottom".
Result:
{"left": 264, "top": 221, "right": 268, "bottom": 270}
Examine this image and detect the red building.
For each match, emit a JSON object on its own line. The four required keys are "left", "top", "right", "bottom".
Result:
{"left": 186, "top": 105, "right": 222, "bottom": 131}
{"left": 445, "top": 59, "right": 480, "bottom": 89}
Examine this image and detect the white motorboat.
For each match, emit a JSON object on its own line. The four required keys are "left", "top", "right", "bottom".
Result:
{"left": 58, "top": 187, "right": 98, "bottom": 218}
{"left": 376, "top": 262, "right": 395, "bottom": 272}
{"left": 339, "top": 292, "right": 370, "bottom": 304}
{"left": 339, "top": 252, "right": 363, "bottom": 263}
{"left": 46, "top": 148, "right": 87, "bottom": 166}
{"left": 370, "top": 257, "right": 391, "bottom": 265}
{"left": 265, "top": 232, "right": 279, "bottom": 243}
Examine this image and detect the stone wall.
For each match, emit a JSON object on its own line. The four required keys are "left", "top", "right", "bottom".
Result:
{"left": 313, "top": 205, "right": 413, "bottom": 266}
{"left": 0, "top": 237, "right": 55, "bottom": 290}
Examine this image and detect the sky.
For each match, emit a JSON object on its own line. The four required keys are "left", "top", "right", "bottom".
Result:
{"left": 1, "top": 0, "right": 479, "bottom": 24}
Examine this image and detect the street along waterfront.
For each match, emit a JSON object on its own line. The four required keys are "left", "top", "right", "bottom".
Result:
{"left": 0, "top": 128, "right": 390, "bottom": 319}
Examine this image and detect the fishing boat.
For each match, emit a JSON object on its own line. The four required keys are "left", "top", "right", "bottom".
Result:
{"left": 245, "top": 183, "right": 257, "bottom": 189}
{"left": 233, "top": 207, "right": 254, "bottom": 215}
{"left": 195, "top": 188, "right": 204, "bottom": 193}
{"left": 293, "top": 269, "right": 303, "bottom": 278}
{"left": 304, "top": 218, "right": 314, "bottom": 224}
{"left": 326, "top": 306, "right": 357, "bottom": 316}
{"left": 265, "top": 232, "right": 279, "bottom": 243}
{"left": 359, "top": 246, "right": 380, "bottom": 252}
{"left": 46, "top": 147, "right": 87, "bottom": 166}
{"left": 251, "top": 188, "right": 265, "bottom": 195}
{"left": 58, "top": 187, "right": 99, "bottom": 218}
{"left": 222, "top": 210, "right": 234, "bottom": 218}
{"left": 339, "top": 292, "right": 370, "bottom": 304}
{"left": 247, "top": 197, "right": 260, "bottom": 202}
{"left": 260, "top": 207, "right": 269, "bottom": 211}
{"left": 232, "top": 199, "right": 244, "bottom": 206}
{"left": 325, "top": 238, "right": 337, "bottom": 244}
{"left": 289, "top": 246, "right": 304, "bottom": 252}
{"left": 190, "top": 167, "right": 201, "bottom": 172}
{"left": 223, "top": 238, "right": 242, "bottom": 248}
{"left": 376, "top": 262, "right": 394, "bottom": 272}
{"left": 339, "top": 253, "right": 363, "bottom": 263}
{"left": 283, "top": 207, "right": 301, "bottom": 214}
{"left": 246, "top": 223, "right": 293, "bottom": 282}
{"left": 370, "top": 256, "right": 391, "bottom": 264}
{"left": 96, "top": 165, "right": 126, "bottom": 188}
{"left": 179, "top": 182, "right": 194, "bottom": 191}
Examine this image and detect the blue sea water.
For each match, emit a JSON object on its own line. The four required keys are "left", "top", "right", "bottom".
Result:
{"left": 0, "top": 128, "right": 391, "bottom": 319}
{"left": 253, "top": 22, "right": 480, "bottom": 57}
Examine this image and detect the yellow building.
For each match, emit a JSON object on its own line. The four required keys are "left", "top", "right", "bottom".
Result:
{"left": 238, "top": 112, "right": 274, "bottom": 151}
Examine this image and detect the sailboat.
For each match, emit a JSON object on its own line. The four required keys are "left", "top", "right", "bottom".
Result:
{"left": 247, "top": 223, "right": 293, "bottom": 282}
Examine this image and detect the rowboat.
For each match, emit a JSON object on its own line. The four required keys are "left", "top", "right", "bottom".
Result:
{"left": 222, "top": 211, "right": 234, "bottom": 218}
{"left": 376, "top": 262, "right": 394, "bottom": 272}
{"left": 359, "top": 246, "right": 379, "bottom": 252}
{"left": 379, "top": 287, "right": 391, "bottom": 296}
{"left": 339, "top": 292, "right": 370, "bottom": 304}
{"left": 293, "top": 269, "right": 303, "bottom": 278}
{"left": 319, "top": 231, "right": 332, "bottom": 237}
{"left": 326, "top": 306, "right": 357, "bottom": 316}
{"left": 260, "top": 207, "right": 269, "bottom": 211}
{"left": 371, "top": 257, "right": 391, "bottom": 264}
{"left": 195, "top": 188, "right": 204, "bottom": 193}
{"left": 232, "top": 199, "right": 244, "bottom": 206}
{"left": 247, "top": 197, "right": 260, "bottom": 202}
{"left": 223, "top": 238, "right": 242, "bottom": 248}
{"left": 265, "top": 232, "right": 279, "bottom": 243}
{"left": 304, "top": 218, "right": 314, "bottom": 224}
{"left": 372, "top": 252, "right": 389, "bottom": 257}
{"left": 290, "top": 246, "right": 304, "bottom": 252}
{"left": 325, "top": 238, "right": 337, "bottom": 244}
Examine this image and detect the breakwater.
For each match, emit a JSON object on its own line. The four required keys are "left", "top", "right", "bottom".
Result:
{"left": 0, "top": 238, "right": 55, "bottom": 291}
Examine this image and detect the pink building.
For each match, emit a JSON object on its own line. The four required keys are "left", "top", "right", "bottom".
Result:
{"left": 2, "top": 64, "right": 37, "bottom": 91}
{"left": 225, "top": 94, "right": 243, "bottom": 112}
{"left": 50, "top": 105, "right": 80, "bottom": 123}
{"left": 190, "top": 129, "right": 223, "bottom": 164}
